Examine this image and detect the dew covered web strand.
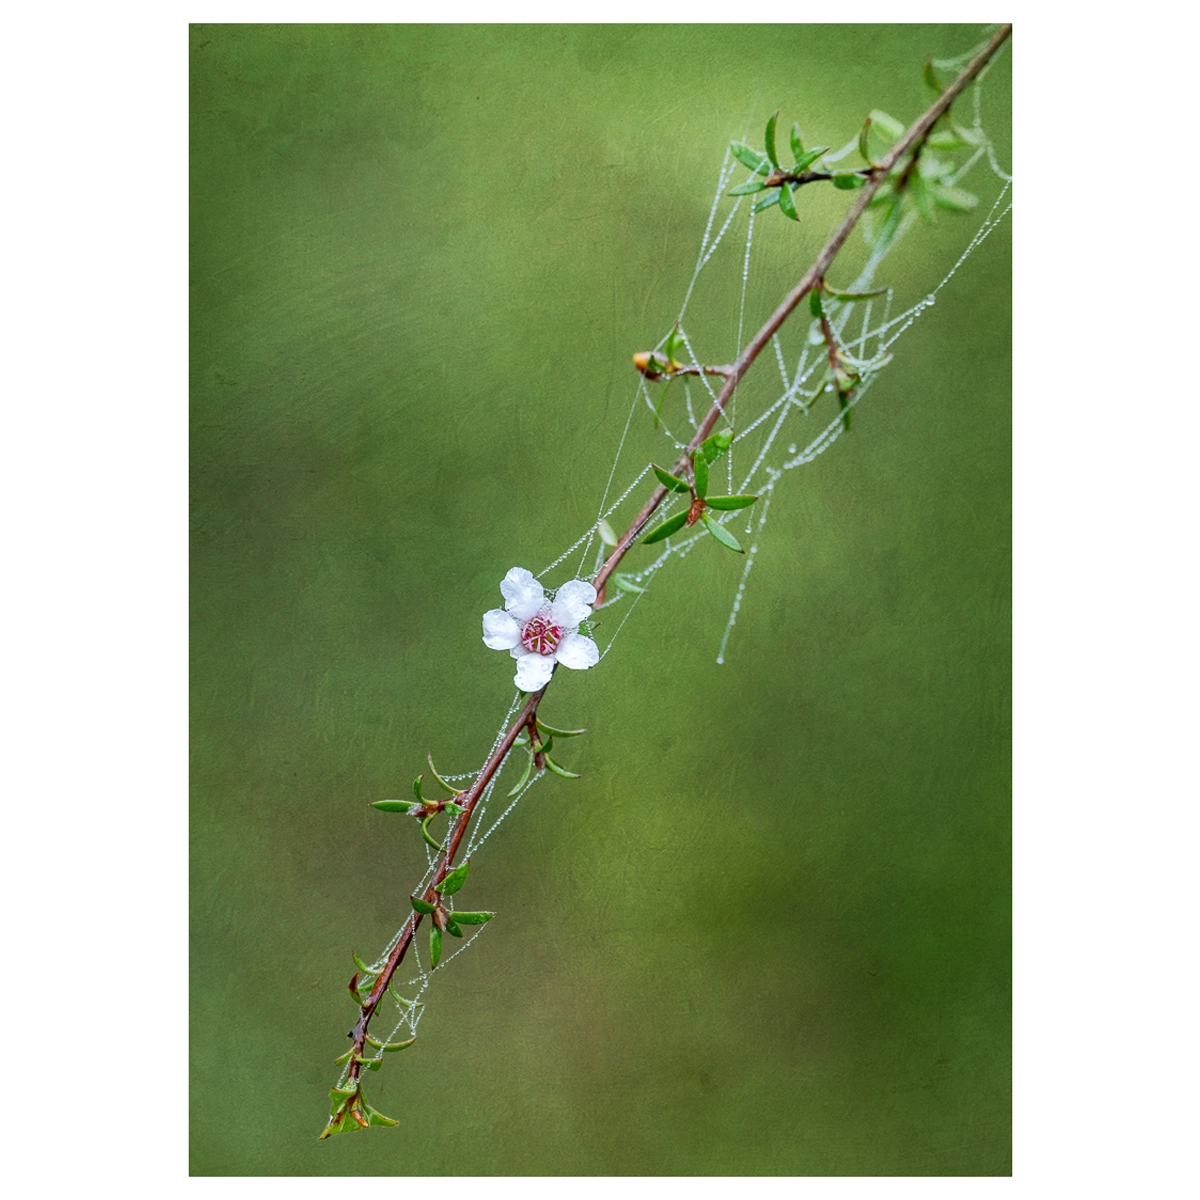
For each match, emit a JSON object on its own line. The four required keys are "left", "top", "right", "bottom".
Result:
{"left": 356, "top": 68, "right": 1011, "bottom": 1063}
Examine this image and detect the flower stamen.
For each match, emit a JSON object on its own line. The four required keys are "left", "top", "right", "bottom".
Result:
{"left": 520, "top": 614, "right": 563, "bottom": 656}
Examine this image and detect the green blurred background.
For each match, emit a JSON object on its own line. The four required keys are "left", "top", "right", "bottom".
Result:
{"left": 190, "top": 24, "right": 1010, "bottom": 1176}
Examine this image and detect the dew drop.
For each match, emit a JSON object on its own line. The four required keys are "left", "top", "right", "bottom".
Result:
{"left": 788, "top": 444, "right": 797, "bottom": 454}
{"left": 925, "top": 293, "right": 937, "bottom": 306}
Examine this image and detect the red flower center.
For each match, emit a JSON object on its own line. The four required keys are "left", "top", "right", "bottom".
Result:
{"left": 520, "top": 614, "right": 563, "bottom": 656}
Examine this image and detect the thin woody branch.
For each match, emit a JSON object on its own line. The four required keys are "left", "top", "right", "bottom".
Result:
{"left": 324, "top": 23, "right": 1010, "bottom": 1138}
{"left": 594, "top": 22, "right": 1011, "bottom": 601}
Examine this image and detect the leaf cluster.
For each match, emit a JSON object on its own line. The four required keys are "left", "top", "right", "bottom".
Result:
{"left": 641, "top": 432, "right": 757, "bottom": 553}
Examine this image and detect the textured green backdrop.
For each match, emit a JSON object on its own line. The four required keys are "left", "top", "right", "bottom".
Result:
{"left": 190, "top": 24, "right": 1010, "bottom": 1176}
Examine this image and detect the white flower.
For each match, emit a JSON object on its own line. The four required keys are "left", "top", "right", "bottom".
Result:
{"left": 482, "top": 567, "right": 600, "bottom": 691}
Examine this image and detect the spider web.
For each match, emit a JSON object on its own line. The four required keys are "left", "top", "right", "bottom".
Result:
{"left": 341, "top": 53, "right": 1011, "bottom": 1081}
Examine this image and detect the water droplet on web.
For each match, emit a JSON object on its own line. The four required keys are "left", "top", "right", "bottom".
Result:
{"left": 788, "top": 444, "right": 797, "bottom": 454}
{"left": 925, "top": 293, "right": 937, "bottom": 306}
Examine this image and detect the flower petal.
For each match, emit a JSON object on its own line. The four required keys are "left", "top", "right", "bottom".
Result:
{"left": 549, "top": 579, "right": 597, "bottom": 628}
{"left": 514, "top": 653, "right": 555, "bottom": 692}
{"left": 482, "top": 609, "right": 521, "bottom": 650}
{"left": 554, "top": 632, "right": 599, "bottom": 671}
{"left": 501, "top": 567, "right": 545, "bottom": 621}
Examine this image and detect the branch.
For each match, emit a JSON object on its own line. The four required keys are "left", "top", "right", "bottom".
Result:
{"left": 593, "top": 22, "right": 1011, "bottom": 601}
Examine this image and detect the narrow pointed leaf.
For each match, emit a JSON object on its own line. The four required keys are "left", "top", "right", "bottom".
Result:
{"left": 426, "top": 753, "right": 465, "bottom": 795}
{"left": 838, "top": 392, "right": 852, "bottom": 431}
{"left": 446, "top": 918, "right": 463, "bottom": 938}
{"left": 809, "top": 289, "right": 824, "bottom": 318}
{"left": 728, "top": 179, "right": 767, "bottom": 196}
{"left": 388, "top": 981, "right": 421, "bottom": 1009}
{"left": 692, "top": 450, "right": 708, "bottom": 498}
{"left": 451, "top": 911, "right": 495, "bottom": 925}
{"left": 790, "top": 121, "right": 804, "bottom": 162}
{"left": 354, "top": 1055, "right": 383, "bottom": 1071}
{"left": 926, "top": 128, "right": 963, "bottom": 151}
{"left": 420, "top": 816, "right": 442, "bottom": 851}
{"left": 923, "top": 58, "right": 944, "bottom": 94}
{"left": 652, "top": 463, "right": 690, "bottom": 493}
{"left": 764, "top": 111, "right": 780, "bottom": 169}
{"left": 777, "top": 183, "right": 798, "bottom": 221}
{"left": 868, "top": 110, "right": 905, "bottom": 141}
{"left": 371, "top": 799, "right": 420, "bottom": 814}
{"left": 931, "top": 185, "right": 978, "bottom": 212}
{"left": 352, "top": 954, "right": 375, "bottom": 975}
{"left": 412, "top": 775, "right": 425, "bottom": 803}
{"left": 333, "top": 1049, "right": 353, "bottom": 1066}
{"left": 832, "top": 172, "right": 867, "bottom": 190}
{"left": 858, "top": 117, "right": 873, "bottom": 163}
{"left": 429, "top": 925, "right": 443, "bottom": 969}
{"left": 705, "top": 494, "right": 758, "bottom": 511}
{"left": 752, "top": 190, "right": 780, "bottom": 213}
{"left": 597, "top": 518, "right": 618, "bottom": 547}
{"left": 544, "top": 755, "right": 582, "bottom": 780}
{"left": 536, "top": 719, "right": 586, "bottom": 737}
{"left": 613, "top": 572, "right": 647, "bottom": 595}
{"left": 445, "top": 801, "right": 465, "bottom": 815}
{"left": 366, "top": 1105, "right": 400, "bottom": 1127}
{"left": 730, "top": 142, "right": 770, "bottom": 175}
{"left": 701, "top": 514, "right": 745, "bottom": 553}
{"left": 641, "top": 510, "right": 689, "bottom": 545}
{"left": 507, "top": 752, "right": 533, "bottom": 797}
{"left": 365, "top": 1033, "right": 418, "bottom": 1052}
{"left": 436, "top": 859, "right": 470, "bottom": 896}
{"left": 794, "top": 146, "right": 829, "bottom": 172}
{"left": 410, "top": 894, "right": 437, "bottom": 915}
{"left": 823, "top": 284, "right": 889, "bottom": 302}
{"left": 700, "top": 430, "right": 734, "bottom": 462}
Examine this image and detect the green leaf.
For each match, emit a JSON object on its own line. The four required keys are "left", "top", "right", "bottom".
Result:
{"left": 730, "top": 142, "right": 771, "bottom": 175}
{"left": 705, "top": 494, "right": 758, "bottom": 511}
{"left": 365, "top": 1034, "right": 418, "bottom": 1052}
{"left": 823, "top": 284, "right": 889, "bottom": 302}
{"left": 923, "top": 58, "right": 944, "bottom": 94}
{"left": 333, "top": 1048, "right": 353, "bottom": 1066}
{"left": 515, "top": 732, "right": 529, "bottom": 745}
{"left": 909, "top": 174, "right": 934, "bottom": 223}
{"left": 412, "top": 775, "right": 425, "bottom": 803}
{"left": 429, "top": 925, "right": 443, "bottom": 969}
{"left": 832, "top": 172, "right": 867, "bottom": 190}
{"left": 809, "top": 289, "right": 824, "bottom": 319}
{"left": 366, "top": 1105, "right": 399, "bottom": 1127}
{"left": 652, "top": 463, "right": 690, "bottom": 493}
{"left": 597, "top": 518, "right": 618, "bottom": 547}
{"left": 700, "top": 514, "right": 745, "bottom": 554}
{"left": 789, "top": 121, "right": 804, "bottom": 162}
{"left": 728, "top": 178, "right": 767, "bottom": 196}
{"left": 837, "top": 391, "right": 852, "bottom": 431}
{"left": 692, "top": 450, "right": 708, "bottom": 498}
{"left": 858, "top": 116, "right": 873, "bottom": 164}
{"left": 506, "top": 751, "right": 533, "bottom": 797}
{"left": 388, "top": 981, "right": 421, "bottom": 1009}
{"left": 926, "top": 128, "right": 963, "bottom": 151}
{"left": 613, "top": 572, "right": 646, "bottom": 595}
{"left": 752, "top": 190, "right": 781, "bottom": 213}
{"left": 426, "top": 752, "right": 465, "bottom": 795}
{"left": 451, "top": 911, "right": 496, "bottom": 925}
{"left": 436, "top": 859, "right": 470, "bottom": 896}
{"left": 794, "top": 145, "right": 829, "bottom": 173}
{"left": 537, "top": 719, "right": 586, "bottom": 737}
{"left": 641, "top": 510, "right": 689, "bottom": 545}
{"left": 445, "top": 918, "right": 463, "bottom": 938}
{"left": 764, "top": 110, "right": 780, "bottom": 170}
{"left": 372, "top": 799, "right": 420, "bottom": 814}
{"left": 700, "top": 430, "right": 734, "bottom": 462}
{"left": 444, "top": 801, "right": 466, "bottom": 816}
{"left": 352, "top": 954, "right": 374, "bottom": 975}
{"left": 411, "top": 894, "right": 437, "bottom": 915}
{"left": 420, "top": 815, "right": 442, "bottom": 852}
{"left": 544, "top": 755, "right": 582, "bottom": 780}
{"left": 868, "top": 109, "right": 905, "bottom": 141}
{"left": 777, "top": 183, "right": 798, "bottom": 221}
{"left": 931, "top": 185, "right": 978, "bottom": 212}
{"left": 354, "top": 1055, "right": 383, "bottom": 1071}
